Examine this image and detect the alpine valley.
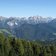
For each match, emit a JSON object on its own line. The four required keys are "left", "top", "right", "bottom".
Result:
{"left": 0, "top": 16, "right": 56, "bottom": 41}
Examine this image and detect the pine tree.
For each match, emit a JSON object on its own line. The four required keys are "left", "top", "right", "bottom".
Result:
{"left": 0, "top": 33, "right": 5, "bottom": 56}
{"left": 16, "top": 38, "right": 24, "bottom": 56}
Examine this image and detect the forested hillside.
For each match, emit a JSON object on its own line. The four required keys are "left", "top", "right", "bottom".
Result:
{"left": 0, "top": 33, "right": 56, "bottom": 56}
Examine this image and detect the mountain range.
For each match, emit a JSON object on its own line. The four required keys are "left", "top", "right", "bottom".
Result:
{"left": 0, "top": 16, "right": 56, "bottom": 41}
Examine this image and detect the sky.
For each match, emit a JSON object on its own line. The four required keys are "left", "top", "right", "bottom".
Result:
{"left": 0, "top": 0, "right": 56, "bottom": 17}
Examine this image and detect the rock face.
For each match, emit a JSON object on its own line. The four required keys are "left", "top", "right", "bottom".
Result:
{"left": 0, "top": 16, "right": 56, "bottom": 41}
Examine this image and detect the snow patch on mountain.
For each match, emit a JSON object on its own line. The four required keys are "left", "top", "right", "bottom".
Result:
{"left": 7, "top": 21, "right": 18, "bottom": 26}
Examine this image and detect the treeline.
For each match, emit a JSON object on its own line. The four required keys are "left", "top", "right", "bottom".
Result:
{"left": 0, "top": 33, "right": 56, "bottom": 56}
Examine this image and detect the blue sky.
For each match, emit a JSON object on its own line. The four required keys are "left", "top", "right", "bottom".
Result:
{"left": 0, "top": 0, "right": 56, "bottom": 17}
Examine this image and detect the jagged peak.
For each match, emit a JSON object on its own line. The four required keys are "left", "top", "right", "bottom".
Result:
{"left": 0, "top": 15, "right": 55, "bottom": 24}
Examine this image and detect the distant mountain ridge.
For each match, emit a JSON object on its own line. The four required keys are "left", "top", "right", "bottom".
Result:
{"left": 0, "top": 16, "right": 56, "bottom": 41}
{"left": 0, "top": 16, "right": 54, "bottom": 24}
